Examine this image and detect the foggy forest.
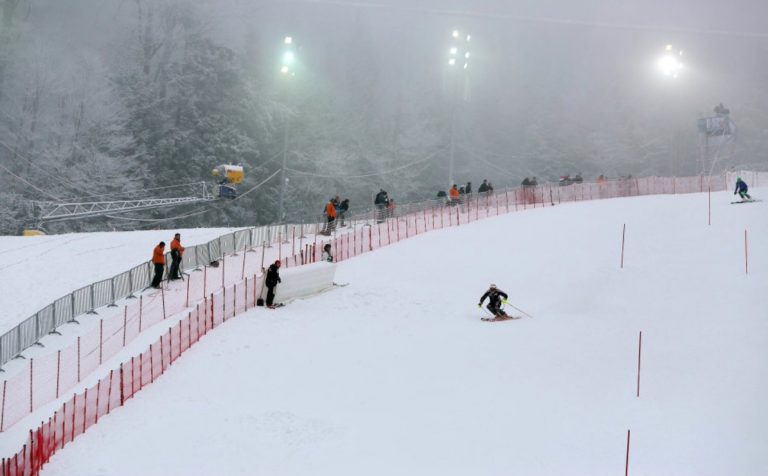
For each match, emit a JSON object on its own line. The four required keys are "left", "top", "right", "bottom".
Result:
{"left": 1, "top": 0, "right": 767, "bottom": 234}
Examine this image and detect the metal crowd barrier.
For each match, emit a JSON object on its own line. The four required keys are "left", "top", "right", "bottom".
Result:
{"left": 0, "top": 222, "right": 317, "bottom": 368}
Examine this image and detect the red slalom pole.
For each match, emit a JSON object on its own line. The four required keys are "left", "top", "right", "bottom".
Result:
{"left": 625, "top": 429, "right": 631, "bottom": 476}
{"left": 708, "top": 186, "right": 711, "bottom": 226}
{"left": 636, "top": 331, "right": 642, "bottom": 398}
{"left": 621, "top": 224, "right": 626, "bottom": 269}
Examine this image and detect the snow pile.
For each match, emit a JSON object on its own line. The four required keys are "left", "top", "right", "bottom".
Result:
{"left": 20, "top": 191, "right": 768, "bottom": 475}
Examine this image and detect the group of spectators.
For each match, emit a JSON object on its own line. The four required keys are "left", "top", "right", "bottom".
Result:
{"left": 321, "top": 196, "right": 350, "bottom": 235}
{"left": 436, "top": 179, "right": 495, "bottom": 206}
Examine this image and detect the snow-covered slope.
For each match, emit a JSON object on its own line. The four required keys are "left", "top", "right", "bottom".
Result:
{"left": 0, "top": 228, "right": 237, "bottom": 335}
{"left": 32, "top": 190, "right": 768, "bottom": 475}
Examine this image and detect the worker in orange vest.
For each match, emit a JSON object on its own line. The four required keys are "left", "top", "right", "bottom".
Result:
{"left": 151, "top": 242, "right": 166, "bottom": 288}
{"left": 322, "top": 197, "right": 338, "bottom": 235}
{"left": 169, "top": 233, "right": 185, "bottom": 280}
{"left": 449, "top": 184, "right": 460, "bottom": 206}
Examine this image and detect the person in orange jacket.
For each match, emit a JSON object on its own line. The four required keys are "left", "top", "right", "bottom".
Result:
{"left": 169, "top": 233, "right": 185, "bottom": 280}
{"left": 151, "top": 241, "right": 166, "bottom": 288}
{"left": 322, "top": 197, "right": 338, "bottom": 235}
{"left": 449, "top": 184, "right": 460, "bottom": 206}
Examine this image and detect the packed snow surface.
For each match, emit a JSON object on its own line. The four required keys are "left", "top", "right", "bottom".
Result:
{"left": 34, "top": 191, "right": 768, "bottom": 475}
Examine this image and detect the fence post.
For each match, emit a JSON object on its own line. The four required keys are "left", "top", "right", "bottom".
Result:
{"left": 161, "top": 286, "right": 166, "bottom": 320}
{"left": 87, "top": 284, "right": 97, "bottom": 313}
{"left": 29, "top": 358, "right": 33, "bottom": 413}
{"left": 99, "top": 320, "right": 104, "bottom": 365}
{"left": 1, "top": 380, "right": 6, "bottom": 432}
{"left": 119, "top": 364, "right": 124, "bottom": 406}
{"left": 56, "top": 350, "right": 61, "bottom": 399}
{"left": 77, "top": 337, "right": 81, "bottom": 383}
{"left": 109, "top": 278, "right": 118, "bottom": 307}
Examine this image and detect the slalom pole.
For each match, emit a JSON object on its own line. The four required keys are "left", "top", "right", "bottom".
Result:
{"left": 507, "top": 302, "right": 534, "bottom": 319}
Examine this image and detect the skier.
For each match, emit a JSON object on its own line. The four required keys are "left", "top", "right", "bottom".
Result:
{"left": 322, "top": 243, "right": 333, "bottom": 262}
{"left": 169, "top": 233, "right": 185, "bottom": 280}
{"left": 734, "top": 177, "right": 752, "bottom": 201}
{"left": 478, "top": 284, "right": 509, "bottom": 318}
{"left": 265, "top": 260, "right": 282, "bottom": 308}
{"left": 150, "top": 242, "right": 166, "bottom": 288}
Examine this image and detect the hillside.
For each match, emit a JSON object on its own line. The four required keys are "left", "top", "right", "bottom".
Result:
{"left": 25, "top": 190, "right": 768, "bottom": 475}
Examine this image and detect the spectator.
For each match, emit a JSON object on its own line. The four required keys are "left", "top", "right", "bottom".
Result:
{"left": 322, "top": 243, "right": 334, "bottom": 262}
{"left": 338, "top": 198, "right": 349, "bottom": 227}
{"left": 265, "top": 260, "right": 282, "bottom": 308}
{"left": 465, "top": 182, "right": 473, "bottom": 194}
{"left": 521, "top": 177, "right": 532, "bottom": 187}
{"left": 478, "top": 179, "right": 490, "bottom": 193}
{"left": 375, "top": 189, "right": 389, "bottom": 222}
{"left": 449, "top": 184, "right": 461, "bottom": 205}
{"left": 151, "top": 242, "right": 166, "bottom": 288}
{"left": 169, "top": 233, "right": 185, "bottom": 280}
{"left": 322, "top": 197, "right": 337, "bottom": 235}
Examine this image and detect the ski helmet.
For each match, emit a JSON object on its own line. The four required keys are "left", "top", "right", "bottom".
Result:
{"left": 489, "top": 284, "right": 497, "bottom": 289}
{"left": 737, "top": 176, "right": 742, "bottom": 181}
{"left": 275, "top": 260, "right": 281, "bottom": 266}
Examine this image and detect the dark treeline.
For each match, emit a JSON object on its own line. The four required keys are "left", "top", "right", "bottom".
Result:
{"left": 1, "top": 0, "right": 766, "bottom": 234}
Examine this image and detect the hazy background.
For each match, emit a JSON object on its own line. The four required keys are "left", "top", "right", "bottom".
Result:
{"left": 1, "top": 0, "right": 767, "bottom": 233}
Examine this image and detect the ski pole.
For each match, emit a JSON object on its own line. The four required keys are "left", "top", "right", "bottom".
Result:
{"left": 507, "top": 302, "right": 534, "bottom": 319}
{"left": 478, "top": 304, "right": 494, "bottom": 317}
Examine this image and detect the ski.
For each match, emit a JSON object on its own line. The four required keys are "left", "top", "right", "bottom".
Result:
{"left": 730, "top": 199, "right": 761, "bottom": 204}
{"left": 333, "top": 282, "right": 350, "bottom": 287}
{"left": 481, "top": 315, "right": 521, "bottom": 322}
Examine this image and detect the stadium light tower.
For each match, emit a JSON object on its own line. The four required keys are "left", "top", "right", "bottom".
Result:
{"left": 446, "top": 30, "right": 471, "bottom": 187}
{"left": 278, "top": 36, "right": 297, "bottom": 231}
{"left": 657, "top": 44, "right": 684, "bottom": 79}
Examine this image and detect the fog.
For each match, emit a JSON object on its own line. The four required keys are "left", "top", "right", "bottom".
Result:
{"left": 1, "top": 0, "right": 766, "bottom": 232}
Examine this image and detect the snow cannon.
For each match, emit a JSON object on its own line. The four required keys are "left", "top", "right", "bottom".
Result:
{"left": 212, "top": 164, "right": 244, "bottom": 199}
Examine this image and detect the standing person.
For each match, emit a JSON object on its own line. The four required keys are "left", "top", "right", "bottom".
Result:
{"left": 449, "top": 184, "right": 460, "bottom": 205}
{"left": 465, "top": 182, "right": 473, "bottom": 194}
{"left": 387, "top": 198, "right": 395, "bottom": 218}
{"left": 374, "top": 189, "right": 389, "bottom": 222}
{"left": 734, "top": 176, "right": 752, "bottom": 201}
{"left": 338, "top": 198, "right": 350, "bottom": 227}
{"left": 478, "top": 179, "right": 490, "bottom": 193}
{"left": 322, "top": 243, "right": 333, "bottom": 262}
{"left": 478, "top": 284, "right": 509, "bottom": 317}
{"left": 265, "top": 260, "right": 282, "bottom": 308}
{"left": 150, "top": 242, "right": 166, "bottom": 288}
{"left": 322, "top": 197, "right": 337, "bottom": 235}
{"left": 169, "top": 233, "right": 185, "bottom": 280}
